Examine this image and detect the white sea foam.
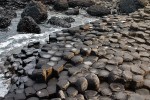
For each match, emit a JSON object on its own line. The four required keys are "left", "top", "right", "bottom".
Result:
{"left": 0, "top": 74, "right": 10, "bottom": 97}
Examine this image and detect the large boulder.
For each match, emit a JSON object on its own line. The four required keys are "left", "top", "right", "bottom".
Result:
{"left": 21, "top": 0, "right": 48, "bottom": 23}
{"left": 17, "top": 16, "right": 41, "bottom": 33}
{"left": 68, "top": 0, "right": 95, "bottom": 7}
{"left": 119, "top": 0, "right": 144, "bottom": 14}
{"left": 0, "top": 17, "right": 11, "bottom": 28}
{"left": 54, "top": 0, "right": 69, "bottom": 11}
{"left": 48, "top": 17, "right": 71, "bottom": 28}
{"left": 87, "top": 5, "right": 111, "bottom": 16}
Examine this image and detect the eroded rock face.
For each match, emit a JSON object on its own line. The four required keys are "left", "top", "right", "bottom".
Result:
{"left": 87, "top": 5, "right": 111, "bottom": 16}
{"left": 53, "top": 0, "right": 69, "bottom": 11}
{"left": 68, "top": 0, "right": 95, "bottom": 7}
{"left": 17, "top": 16, "right": 41, "bottom": 33}
{"left": 21, "top": 0, "right": 47, "bottom": 23}
{"left": 48, "top": 17, "right": 71, "bottom": 28}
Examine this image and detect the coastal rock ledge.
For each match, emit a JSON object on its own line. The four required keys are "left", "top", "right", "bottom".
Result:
{"left": 2, "top": 7, "right": 150, "bottom": 99}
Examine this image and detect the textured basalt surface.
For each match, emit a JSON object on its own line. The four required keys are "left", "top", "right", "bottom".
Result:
{"left": 2, "top": 7, "right": 150, "bottom": 99}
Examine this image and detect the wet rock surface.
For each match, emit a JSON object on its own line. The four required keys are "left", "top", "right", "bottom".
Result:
{"left": 68, "top": 0, "right": 95, "bottom": 7}
{"left": 17, "top": 16, "right": 41, "bottom": 33}
{"left": 54, "top": 0, "right": 69, "bottom": 11}
{"left": 2, "top": 6, "right": 150, "bottom": 99}
{"left": 0, "top": 16, "right": 11, "bottom": 28}
{"left": 48, "top": 17, "right": 71, "bottom": 28}
{"left": 21, "top": 0, "right": 48, "bottom": 23}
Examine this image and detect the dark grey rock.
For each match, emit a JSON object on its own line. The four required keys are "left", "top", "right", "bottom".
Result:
{"left": 14, "top": 93, "right": 26, "bottom": 100}
{"left": 23, "top": 56, "right": 36, "bottom": 64}
{"left": 21, "top": 0, "right": 47, "bottom": 23}
{"left": 48, "top": 17, "right": 71, "bottom": 28}
{"left": 68, "top": 67, "right": 81, "bottom": 75}
{"left": 87, "top": 5, "right": 110, "bottom": 16}
{"left": 86, "top": 73, "right": 100, "bottom": 91}
{"left": 27, "top": 97, "right": 39, "bottom": 100}
{"left": 110, "top": 83, "right": 125, "bottom": 92}
{"left": 54, "top": 0, "right": 69, "bottom": 11}
{"left": 4, "top": 92, "right": 15, "bottom": 100}
{"left": 32, "top": 69, "right": 46, "bottom": 82}
{"left": 100, "top": 87, "right": 112, "bottom": 96}
{"left": 47, "top": 84, "right": 57, "bottom": 96}
{"left": 33, "top": 83, "right": 47, "bottom": 91}
{"left": 24, "top": 78, "right": 35, "bottom": 87}
{"left": 123, "top": 52, "right": 134, "bottom": 61}
{"left": 63, "top": 17, "right": 75, "bottom": 23}
{"left": 113, "top": 92, "right": 127, "bottom": 100}
{"left": 84, "top": 90, "right": 98, "bottom": 99}
{"left": 71, "top": 56, "right": 83, "bottom": 64}
{"left": 80, "top": 47, "right": 91, "bottom": 56}
{"left": 53, "top": 63, "right": 65, "bottom": 74}
{"left": 98, "top": 70, "right": 110, "bottom": 79}
{"left": 0, "top": 9, "right": 17, "bottom": 19}
{"left": 75, "top": 77, "right": 88, "bottom": 92}
{"left": 39, "top": 52, "right": 52, "bottom": 59}
{"left": 0, "top": 16, "right": 11, "bottom": 28}
{"left": 51, "top": 98, "right": 62, "bottom": 100}
{"left": 68, "top": 0, "right": 95, "bottom": 7}
{"left": 76, "top": 94, "right": 85, "bottom": 100}
{"left": 119, "top": 0, "right": 144, "bottom": 14}
{"left": 109, "top": 68, "right": 122, "bottom": 81}
{"left": 36, "top": 89, "right": 49, "bottom": 98}
{"left": 57, "top": 79, "right": 70, "bottom": 90}
{"left": 67, "top": 87, "right": 78, "bottom": 97}
{"left": 63, "top": 51, "right": 74, "bottom": 60}
{"left": 50, "top": 56, "right": 61, "bottom": 62}
{"left": 17, "top": 16, "right": 41, "bottom": 33}
{"left": 25, "top": 87, "right": 36, "bottom": 97}
{"left": 66, "top": 97, "right": 77, "bottom": 100}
